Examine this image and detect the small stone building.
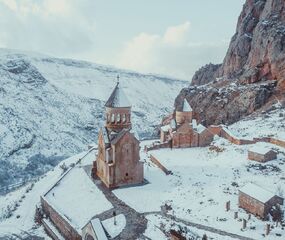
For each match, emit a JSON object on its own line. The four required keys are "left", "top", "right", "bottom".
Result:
{"left": 92, "top": 80, "right": 144, "bottom": 188}
{"left": 238, "top": 183, "right": 284, "bottom": 219}
{"left": 248, "top": 143, "right": 277, "bottom": 162}
{"left": 82, "top": 218, "right": 108, "bottom": 240}
{"left": 160, "top": 98, "right": 214, "bottom": 148}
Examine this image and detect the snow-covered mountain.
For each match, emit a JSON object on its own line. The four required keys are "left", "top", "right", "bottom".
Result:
{"left": 0, "top": 48, "right": 187, "bottom": 188}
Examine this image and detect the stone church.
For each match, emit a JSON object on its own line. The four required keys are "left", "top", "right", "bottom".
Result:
{"left": 160, "top": 98, "right": 214, "bottom": 148}
{"left": 92, "top": 78, "right": 144, "bottom": 188}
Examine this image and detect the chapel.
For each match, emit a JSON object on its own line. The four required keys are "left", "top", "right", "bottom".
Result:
{"left": 92, "top": 77, "right": 144, "bottom": 188}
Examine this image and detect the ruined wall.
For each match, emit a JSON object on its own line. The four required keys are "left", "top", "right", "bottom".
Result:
{"left": 41, "top": 197, "right": 81, "bottom": 240}
{"left": 150, "top": 154, "right": 171, "bottom": 175}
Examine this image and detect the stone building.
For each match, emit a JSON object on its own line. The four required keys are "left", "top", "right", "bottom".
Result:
{"left": 238, "top": 183, "right": 284, "bottom": 220}
{"left": 160, "top": 98, "right": 214, "bottom": 148}
{"left": 248, "top": 143, "right": 277, "bottom": 162}
{"left": 82, "top": 218, "right": 108, "bottom": 240}
{"left": 92, "top": 79, "right": 144, "bottom": 188}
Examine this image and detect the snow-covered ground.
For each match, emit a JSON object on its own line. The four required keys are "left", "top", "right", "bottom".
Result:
{"left": 0, "top": 48, "right": 187, "bottom": 188}
{"left": 1, "top": 107, "right": 285, "bottom": 239}
{"left": 102, "top": 214, "right": 126, "bottom": 239}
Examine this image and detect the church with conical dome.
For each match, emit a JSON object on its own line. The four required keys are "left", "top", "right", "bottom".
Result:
{"left": 92, "top": 76, "right": 144, "bottom": 188}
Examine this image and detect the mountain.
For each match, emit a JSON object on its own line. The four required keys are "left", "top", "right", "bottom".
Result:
{"left": 0, "top": 49, "right": 187, "bottom": 188}
{"left": 177, "top": 0, "right": 285, "bottom": 125}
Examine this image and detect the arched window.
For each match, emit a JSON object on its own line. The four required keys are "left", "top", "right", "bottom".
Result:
{"left": 111, "top": 113, "right": 115, "bottom": 123}
{"left": 122, "top": 114, "right": 126, "bottom": 123}
{"left": 85, "top": 234, "right": 95, "bottom": 240}
{"left": 116, "top": 114, "right": 121, "bottom": 123}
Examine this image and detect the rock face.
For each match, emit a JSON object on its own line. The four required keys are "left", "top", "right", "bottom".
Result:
{"left": 191, "top": 63, "right": 221, "bottom": 86}
{"left": 220, "top": 0, "right": 285, "bottom": 87}
{"left": 176, "top": 81, "right": 277, "bottom": 126}
{"left": 180, "top": 0, "right": 285, "bottom": 125}
{"left": 191, "top": 0, "right": 285, "bottom": 87}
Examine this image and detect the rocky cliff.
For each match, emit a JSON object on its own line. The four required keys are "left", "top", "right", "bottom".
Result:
{"left": 177, "top": 0, "right": 285, "bottom": 125}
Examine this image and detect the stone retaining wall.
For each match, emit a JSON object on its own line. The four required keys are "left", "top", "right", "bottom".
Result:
{"left": 41, "top": 196, "right": 81, "bottom": 240}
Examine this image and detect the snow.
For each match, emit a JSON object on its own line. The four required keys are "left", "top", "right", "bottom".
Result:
{"left": 114, "top": 135, "right": 285, "bottom": 239}
{"left": 196, "top": 124, "right": 206, "bottom": 134}
{"left": 249, "top": 142, "right": 276, "bottom": 155}
{"left": 239, "top": 183, "right": 276, "bottom": 203}
{"left": 0, "top": 48, "right": 187, "bottom": 188}
{"left": 45, "top": 167, "right": 112, "bottom": 231}
{"left": 90, "top": 218, "right": 108, "bottom": 240}
{"left": 0, "top": 151, "right": 92, "bottom": 237}
{"left": 182, "top": 99, "right": 192, "bottom": 112}
{"left": 228, "top": 107, "right": 285, "bottom": 141}
{"left": 161, "top": 124, "right": 171, "bottom": 132}
{"left": 101, "top": 214, "right": 126, "bottom": 238}
{"left": 42, "top": 218, "right": 64, "bottom": 240}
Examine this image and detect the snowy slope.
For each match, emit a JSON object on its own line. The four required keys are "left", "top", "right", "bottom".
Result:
{"left": 0, "top": 48, "right": 187, "bottom": 187}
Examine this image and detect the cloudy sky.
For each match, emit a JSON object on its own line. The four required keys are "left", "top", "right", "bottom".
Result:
{"left": 0, "top": 0, "right": 245, "bottom": 80}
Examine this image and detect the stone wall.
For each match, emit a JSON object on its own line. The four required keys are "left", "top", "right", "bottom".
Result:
{"left": 145, "top": 142, "right": 170, "bottom": 152}
{"left": 248, "top": 150, "right": 277, "bottom": 162}
{"left": 41, "top": 197, "right": 81, "bottom": 240}
{"left": 150, "top": 154, "right": 171, "bottom": 175}
{"left": 42, "top": 219, "right": 62, "bottom": 240}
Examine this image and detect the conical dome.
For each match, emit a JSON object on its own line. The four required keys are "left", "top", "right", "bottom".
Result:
{"left": 182, "top": 99, "right": 192, "bottom": 112}
{"left": 105, "top": 82, "right": 131, "bottom": 108}
{"left": 105, "top": 80, "right": 132, "bottom": 131}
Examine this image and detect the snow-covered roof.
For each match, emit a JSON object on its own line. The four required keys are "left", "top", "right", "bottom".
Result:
{"left": 239, "top": 183, "right": 276, "bottom": 203}
{"left": 182, "top": 99, "right": 192, "bottom": 112}
{"left": 105, "top": 82, "right": 131, "bottom": 108}
{"left": 196, "top": 124, "right": 206, "bottom": 134}
{"left": 249, "top": 142, "right": 276, "bottom": 155}
{"left": 45, "top": 167, "right": 112, "bottom": 230}
{"left": 90, "top": 218, "right": 108, "bottom": 240}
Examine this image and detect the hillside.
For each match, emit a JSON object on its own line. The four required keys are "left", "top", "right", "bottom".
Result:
{"left": 176, "top": 0, "right": 285, "bottom": 125}
{"left": 0, "top": 49, "right": 187, "bottom": 188}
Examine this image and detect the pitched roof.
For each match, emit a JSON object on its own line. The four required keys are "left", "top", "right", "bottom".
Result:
{"left": 239, "top": 183, "right": 277, "bottom": 203}
{"left": 182, "top": 99, "right": 192, "bottom": 112}
{"left": 105, "top": 82, "right": 131, "bottom": 108}
{"left": 249, "top": 142, "right": 277, "bottom": 155}
{"left": 90, "top": 218, "right": 108, "bottom": 240}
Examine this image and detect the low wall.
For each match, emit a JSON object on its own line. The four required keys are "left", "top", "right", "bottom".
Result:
{"left": 41, "top": 197, "right": 81, "bottom": 240}
{"left": 42, "top": 219, "right": 62, "bottom": 240}
{"left": 254, "top": 137, "right": 285, "bottom": 148}
{"left": 150, "top": 154, "right": 171, "bottom": 175}
{"left": 145, "top": 141, "right": 170, "bottom": 152}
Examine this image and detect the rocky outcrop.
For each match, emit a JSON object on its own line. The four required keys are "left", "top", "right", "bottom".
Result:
{"left": 176, "top": 80, "right": 277, "bottom": 126}
{"left": 191, "top": 0, "right": 285, "bottom": 87}
{"left": 191, "top": 63, "right": 221, "bottom": 86}
{"left": 180, "top": 0, "right": 285, "bottom": 125}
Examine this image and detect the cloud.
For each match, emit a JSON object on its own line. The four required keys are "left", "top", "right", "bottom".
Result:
{"left": 163, "top": 21, "right": 190, "bottom": 45}
{"left": 116, "top": 22, "right": 228, "bottom": 80}
{"left": 0, "top": 0, "right": 96, "bottom": 57}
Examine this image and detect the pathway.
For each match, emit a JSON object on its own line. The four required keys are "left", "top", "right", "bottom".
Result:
{"left": 83, "top": 165, "right": 148, "bottom": 240}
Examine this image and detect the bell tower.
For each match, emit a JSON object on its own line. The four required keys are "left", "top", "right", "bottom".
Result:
{"left": 105, "top": 75, "right": 132, "bottom": 132}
